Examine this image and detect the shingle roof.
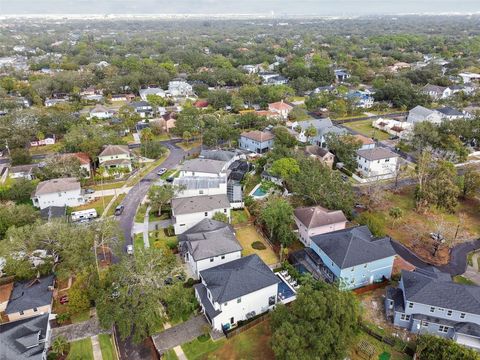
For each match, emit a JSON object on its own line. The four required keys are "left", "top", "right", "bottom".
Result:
{"left": 240, "top": 130, "right": 274, "bottom": 142}
{"left": 181, "top": 158, "right": 227, "bottom": 174}
{"left": 437, "top": 107, "right": 464, "bottom": 116}
{"left": 99, "top": 145, "right": 130, "bottom": 157}
{"left": 5, "top": 275, "right": 54, "bottom": 314}
{"left": 294, "top": 206, "right": 347, "bottom": 229}
{"left": 269, "top": 101, "right": 293, "bottom": 111}
{"left": 311, "top": 226, "right": 396, "bottom": 269}
{"left": 194, "top": 283, "right": 222, "bottom": 319}
{"left": 34, "top": 178, "right": 80, "bottom": 196}
{"left": 401, "top": 270, "right": 480, "bottom": 314}
{"left": 90, "top": 104, "right": 108, "bottom": 113}
{"left": 357, "top": 147, "right": 399, "bottom": 161}
{"left": 199, "top": 254, "right": 280, "bottom": 303}
{"left": 305, "top": 145, "right": 333, "bottom": 158}
{"left": 200, "top": 149, "right": 237, "bottom": 162}
{"left": 354, "top": 134, "right": 375, "bottom": 145}
{"left": 423, "top": 84, "right": 447, "bottom": 93}
{"left": 0, "top": 313, "right": 49, "bottom": 360}
{"left": 171, "top": 194, "right": 230, "bottom": 215}
{"left": 179, "top": 219, "right": 242, "bottom": 261}
{"left": 174, "top": 176, "right": 225, "bottom": 190}
{"left": 409, "top": 105, "right": 436, "bottom": 117}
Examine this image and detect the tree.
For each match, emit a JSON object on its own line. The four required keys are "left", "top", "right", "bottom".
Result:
{"left": 270, "top": 157, "right": 300, "bottom": 180}
{"left": 68, "top": 272, "right": 91, "bottom": 314}
{"left": 389, "top": 207, "right": 404, "bottom": 226}
{"left": 148, "top": 185, "right": 182, "bottom": 215}
{"left": 260, "top": 196, "right": 295, "bottom": 248}
{"left": 416, "top": 334, "right": 480, "bottom": 360}
{"left": 183, "top": 131, "right": 192, "bottom": 143}
{"left": 10, "top": 148, "right": 32, "bottom": 166}
{"left": 206, "top": 89, "right": 232, "bottom": 109}
{"left": 458, "top": 166, "right": 480, "bottom": 199}
{"left": 272, "top": 127, "right": 297, "bottom": 148}
{"left": 212, "top": 212, "right": 229, "bottom": 223}
{"left": 146, "top": 94, "right": 168, "bottom": 107}
{"left": 51, "top": 336, "right": 70, "bottom": 356}
{"left": 140, "top": 141, "right": 166, "bottom": 159}
{"left": 0, "top": 179, "right": 38, "bottom": 204}
{"left": 35, "top": 155, "right": 84, "bottom": 181}
{"left": 325, "top": 133, "right": 362, "bottom": 171}
{"left": 160, "top": 283, "right": 197, "bottom": 323}
{"left": 270, "top": 281, "right": 360, "bottom": 360}
{"left": 304, "top": 124, "right": 318, "bottom": 143}
{"left": 0, "top": 203, "right": 39, "bottom": 239}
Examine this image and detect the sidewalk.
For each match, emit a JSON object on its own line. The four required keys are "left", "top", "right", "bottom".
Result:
{"left": 91, "top": 335, "right": 103, "bottom": 360}
{"left": 143, "top": 206, "right": 151, "bottom": 248}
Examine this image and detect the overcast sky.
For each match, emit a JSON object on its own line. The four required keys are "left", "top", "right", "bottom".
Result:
{"left": 1, "top": 0, "right": 480, "bottom": 16}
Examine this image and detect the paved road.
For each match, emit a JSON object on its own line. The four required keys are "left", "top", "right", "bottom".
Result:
{"left": 117, "top": 140, "right": 185, "bottom": 249}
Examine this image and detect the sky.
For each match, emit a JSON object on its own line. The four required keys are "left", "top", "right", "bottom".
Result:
{"left": 1, "top": 0, "right": 480, "bottom": 16}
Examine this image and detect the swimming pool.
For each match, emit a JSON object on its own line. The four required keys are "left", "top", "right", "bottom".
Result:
{"left": 277, "top": 275, "right": 295, "bottom": 300}
{"left": 252, "top": 187, "right": 267, "bottom": 197}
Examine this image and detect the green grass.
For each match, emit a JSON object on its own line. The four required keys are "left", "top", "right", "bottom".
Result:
{"left": 135, "top": 203, "right": 148, "bottom": 223}
{"left": 67, "top": 338, "right": 94, "bottom": 360}
{"left": 72, "top": 195, "right": 114, "bottom": 217}
{"left": 152, "top": 133, "right": 171, "bottom": 142}
{"left": 343, "top": 119, "right": 390, "bottom": 141}
{"left": 177, "top": 140, "right": 201, "bottom": 151}
{"left": 160, "top": 169, "right": 178, "bottom": 180}
{"left": 121, "top": 133, "right": 135, "bottom": 143}
{"left": 164, "top": 349, "right": 179, "bottom": 360}
{"left": 182, "top": 334, "right": 225, "bottom": 360}
{"left": 453, "top": 275, "right": 477, "bottom": 285}
{"left": 28, "top": 141, "right": 64, "bottom": 156}
{"left": 232, "top": 209, "right": 250, "bottom": 226}
{"left": 149, "top": 230, "right": 178, "bottom": 250}
{"left": 70, "top": 309, "right": 91, "bottom": 323}
{"left": 106, "top": 194, "right": 127, "bottom": 216}
{"left": 349, "top": 330, "right": 411, "bottom": 360}
{"left": 91, "top": 181, "right": 126, "bottom": 191}
{"left": 149, "top": 209, "right": 170, "bottom": 222}
{"left": 134, "top": 233, "right": 145, "bottom": 252}
{"left": 98, "top": 334, "right": 117, "bottom": 360}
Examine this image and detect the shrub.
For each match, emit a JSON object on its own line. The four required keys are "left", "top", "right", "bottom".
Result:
{"left": 356, "top": 212, "right": 386, "bottom": 237}
{"left": 166, "top": 237, "right": 179, "bottom": 250}
{"left": 56, "top": 313, "right": 71, "bottom": 324}
{"left": 251, "top": 241, "right": 267, "bottom": 250}
{"left": 165, "top": 225, "right": 175, "bottom": 237}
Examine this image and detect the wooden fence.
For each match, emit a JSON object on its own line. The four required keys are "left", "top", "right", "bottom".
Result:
{"left": 224, "top": 313, "right": 269, "bottom": 339}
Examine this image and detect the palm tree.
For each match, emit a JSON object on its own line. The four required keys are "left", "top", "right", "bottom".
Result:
{"left": 51, "top": 336, "right": 70, "bottom": 356}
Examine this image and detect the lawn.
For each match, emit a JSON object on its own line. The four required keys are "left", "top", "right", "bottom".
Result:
{"left": 177, "top": 140, "right": 202, "bottom": 151}
{"left": 28, "top": 142, "right": 64, "bottom": 156}
{"left": 453, "top": 275, "right": 477, "bottom": 285}
{"left": 135, "top": 203, "right": 148, "bottom": 223}
{"left": 71, "top": 195, "right": 114, "bottom": 217}
{"left": 91, "top": 181, "right": 126, "bottom": 191}
{"left": 106, "top": 194, "right": 126, "bottom": 216}
{"left": 98, "top": 334, "right": 117, "bottom": 360}
{"left": 71, "top": 309, "right": 91, "bottom": 323}
{"left": 160, "top": 169, "right": 178, "bottom": 180}
{"left": 235, "top": 225, "right": 279, "bottom": 265}
{"left": 134, "top": 233, "right": 145, "bottom": 252}
{"left": 67, "top": 338, "right": 94, "bottom": 360}
{"left": 121, "top": 133, "right": 135, "bottom": 143}
{"left": 343, "top": 119, "right": 390, "bottom": 141}
{"left": 204, "top": 320, "right": 275, "bottom": 360}
{"left": 149, "top": 209, "right": 170, "bottom": 222}
{"left": 231, "top": 209, "right": 250, "bottom": 226}
{"left": 149, "top": 229, "right": 178, "bottom": 250}
{"left": 164, "top": 349, "right": 179, "bottom": 360}
{"left": 348, "top": 330, "right": 412, "bottom": 360}
{"left": 182, "top": 334, "right": 225, "bottom": 360}
{"left": 152, "top": 133, "right": 171, "bottom": 142}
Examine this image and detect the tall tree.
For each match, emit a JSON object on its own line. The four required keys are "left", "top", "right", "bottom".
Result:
{"left": 270, "top": 157, "right": 300, "bottom": 180}
{"left": 458, "top": 166, "right": 480, "bottom": 199}
{"left": 416, "top": 334, "right": 480, "bottom": 360}
{"left": 148, "top": 185, "right": 183, "bottom": 215}
{"left": 260, "top": 196, "right": 295, "bottom": 248}
{"left": 325, "top": 133, "right": 362, "bottom": 171}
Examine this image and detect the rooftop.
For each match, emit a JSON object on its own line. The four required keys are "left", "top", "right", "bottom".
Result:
{"left": 294, "top": 205, "right": 347, "bottom": 229}
{"left": 5, "top": 275, "right": 55, "bottom": 314}
{"left": 357, "top": 147, "right": 399, "bottom": 161}
{"left": 354, "top": 134, "right": 375, "bottom": 145}
{"left": 240, "top": 130, "right": 274, "bottom": 143}
{"left": 99, "top": 145, "right": 130, "bottom": 157}
{"left": 34, "top": 177, "right": 80, "bottom": 196}
{"left": 171, "top": 194, "right": 230, "bottom": 215}
{"left": 199, "top": 149, "right": 237, "bottom": 162}
{"left": 181, "top": 158, "right": 227, "bottom": 174}
{"left": 174, "top": 176, "right": 225, "bottom": 190}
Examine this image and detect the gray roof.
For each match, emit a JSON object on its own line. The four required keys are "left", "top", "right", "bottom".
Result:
{"left": 99, "top": 145, "right": 130, "bottom": 157}
{"left": 181, "top": 158, "right": 227, "bottom": 174}
{"left": 311, "top": 226, "right": 396, "bottom": 269}
{"left": 409, "top": 105, "right": 436, "bottom": 118}
{"left": 296, "top": 118, "right": 346, "bottom": 138}
{"left": 0, "top": 313, "right": 49, "bottom": 360}
{"left": 194, "top": 283, "right": 221, "bottom": 319}
{"left": 171, "top": 194, "right": 230, "bottom": 215}
{"left": 5, "top": 275, "right": 55, "bottom": 314}
{"left": 357, "top": 147, "right": 399, "bottom": 161}
{"left": 200, "top": 149, "right": 237, "bottom": 162}
{"left": 174, "top": 176, "right": 225, "bottom": 190}
{"left": 294, "top": 206, "right": 346, "bottom": 229}
{"left": 401, "top": 270, "right": 480, "bottom": 315}
{"left": 199, "top": 254, "right": 280, "bottom": 303}
{"left": 179, "top": 219, "right": 242, "bottom": 261}
{"left": 34, "top": 177, "right": 80, "bottom": 196}
{"left": 437, "top": 107, "right": 463, "bottom": 116}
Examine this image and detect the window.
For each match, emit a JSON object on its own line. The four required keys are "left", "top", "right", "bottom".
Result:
{"left": 423, "top": 322, "right": 429, "bottom": 327}
{"left": 33, "top": 308, "right": 38, "bottom": 312}
{"left": 237, "top": 298, "right": 242, "bottom": 303}
{"left": 385, "top": 158, "right": 390, "bottom": 162}
{"left": 19, "top": 311, "right": 24, "bottom": 315}
{"left": 438, "top": 308, "right": 444, "bottom": 312}
{"left": 430, "top": 307, "right": 435, "bottom": 313}
{"left": 224, "top": 208, "right": 227, "bottom": 213}
{"left": 438, "top": 325, "right": 449, "bottom": 333}
{"left": 408, "top": 302, "right": 414, "bottom": 309}
{"left": 447, "top": 310, "right": 452, "bottom": 316}
{"left": 364, "top": 264, "right": 368, "bottom": 268}
{"left": 221, "top": 255, "right": 225, "bottom": 260}
{"left": 210, "top": 258, "right": 214, "bottom": 262}
{"left": 461, "top": 313, "right": 466, "bottom": 319}
{"left": 351, "top": 267, "right": 355, "bottom": 271}
{"left": 205, "top": 212, "right": 208, "bottom": 217}
{"left": 400, "top": 314, "right": 410, "bottom": 321}
{"left": 199, "top": 190, "right": 204, "bottom": 194}
{"left": 224, "top": 302, "right": 228, "bottom": 306}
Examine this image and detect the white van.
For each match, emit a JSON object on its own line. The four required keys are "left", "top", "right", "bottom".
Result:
{"left": 71, "top": 209, "right": 98, "bottom": 222}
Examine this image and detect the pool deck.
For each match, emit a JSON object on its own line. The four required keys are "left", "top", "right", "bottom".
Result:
{"left": 276, "top": 273, "right": 298, "bottom": 304}
{"left": 249, "top": 183, "right": 269, "bottom": 199}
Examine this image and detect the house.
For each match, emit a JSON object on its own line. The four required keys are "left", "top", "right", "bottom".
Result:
{"left": 5, "top": 275, "right": 54, "bottom": 322}
{"left": 334, "top": 69, "right": 350, "bottom": 82}
{"left": 0, "top": 313, "right": 51, "bottom": 360}
{"left": 238, "top": 130, "right": 275, "bottom": 154}
{"left": 354, "top": 134, "right": 375, "bottom": 150}
{"left": 153, "top": 113, "right": 177, "bottom": 133}
{"left": 194, "top": 254, "right": 280, "bottom": 331}
{"left": 406, "top": 106, "right": 443, "bottom": 125}
{"left": 98, "top": 145, "right": 132, "bottom": 172}
{"left": 9, "top": 164, "right": 40, "bottom": 180}
{"left": 64, "top": 152, "right": 92, "bottom": 177}
{"left": 386, "top": 269, "right": 480, "bottom": 350}
{"left": 304, "top": 145, "right": 335, "bottom": 168}
{"left": 268, "top": 100, "right": 293, "bottom": 120}
{"left": 179, "top": 158, "right": 229, "bottom": 178}
{"left": 31, "top": 178, "right": 84, "bottom": 209}
{"left": 387, "top": 62, "right": 411, "bottom": 73}
{"left": 356, "top": 147, "right": 399, "bottom": 180}
{"left": 89, "top": 104, "right": 112, "bottom": 119}
{"left": 44, "top": 98, "right": 68, "bottom": 107}
{"left": 265, "top": 75, "right": 288, "bottom": 85}
{"left": 174, "top": 177, "right": 228, "bottom": 198}
{"left": 168, "top": 80, "right": 194, "bottom": 97}
{"left": 459, "top": 72, "right": 480, "bottom": 84}
{"left": 310, "top": 226, "right": 396, "bottom": 289}
{"left": 373, "top": 118, "right": 413, "bottom": 139}
{"left": 30, "top": 134, "right": 56, "bottom": 147}
{"left": 294, "top": 206, "right": 347, "bottom": 247}
{"left": 179, "top": 219, "right": 242, "bottom": 278}
{"left": 255, "top": 110, "right": 282, "bottom": 120}
{"left": 139, "top": 87, "right": 166, "bottom": 101}
{"left": 290, "top": 118, "right": 346, "bottom": 147}
{"left": 421, "top": 84, "right": 452, "bottom": 100}
{"left": 346, "top": 90, "right": 374, "bottom": 108}
{"left": 199, "top": 149, "right": 243, "bottom": 169}
{"left": 436, "top": 107, "right": 466, "bottom": 121}
{"left": 111, "top": 93, "right": 135, "bottom": 102}
{"left": 171, "top": 194, "right": 231, "bottom": 234}
{"left": 131, "top": 101, "right": 153, "bottom": 118}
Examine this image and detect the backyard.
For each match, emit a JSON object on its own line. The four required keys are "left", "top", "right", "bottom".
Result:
{"left": 343, "top": 119, "right": 390, "bottom": 141}
{"left": 98, "top": 334, "right": 117, "bottom": 360}
{"left": 67, "top": 338, "right": 94, "bottom": 360}
{"left": 235, "top": 225, "right": 279, "bottom": 265}
{"left": 71, "top": 195, "right": 114, "bottom": 217}
{"left": 348, "top": 330, "right": 412, "bottom": 360}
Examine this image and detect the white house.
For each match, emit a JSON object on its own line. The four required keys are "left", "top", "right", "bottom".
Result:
{"left": 139, "top": 87, "right": 166, "bottom": 101}
{"left": 178, "top": 158, "right": 229, "bottom": 178}
{"left": 290, "top": 118, "right": 346, "bottom": 147}
{"left": 98, "top": 145, "right": 132, "bottom": 172}
{"left": 171, "top": 194, "right": 231, "bottom": 234}
{"left": 436, "top": 107, "right": 467, "bottom": 121}
{"left": 356, "top": 147, "right": 399, "bottom": 180}
{"left": 179, "top": 219, "right": 242, "bottom": 278}
{"left": 131, "top": 101, "right": 153, "bottom": 118}
{"left": 168, "top": 80, "right": 194, "bottom": 97}
{"left": 174, "top": 177, "right": 228, "bottom": 198}
{"left": 353, "top": 134, "right": 375, "bottom": 150}
{"left": 9, "top": 164, "right": 39, "bottom": 180}
{"left": 194, "top": 254, "right": 280, "bottom": 331}
{"left": 459, "top": 72, "right": 480, "bottom": 83}
{"left": 421, "top": 84, "right": 452, "bottom": 100}
{"left": 268, "top": 100, "right": 293, "bottom": 120}
{"left": 407, "top": 106, "right": 443, "bottom": 125}
{"left": 294, "top": 206, "right": 347, "bottom": 247}
{"left": 89, "top": 104, "right": 112, "bottom": 119}
{"left": 31, "top": 178, "right": 85, "bottom": 209}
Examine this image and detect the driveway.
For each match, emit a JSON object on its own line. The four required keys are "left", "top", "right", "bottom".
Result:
{"left": 151, "top": 315, "right": 208, "bottom": 355}
{"left": 51, "top": 315, "right": 110, "bottom": 342}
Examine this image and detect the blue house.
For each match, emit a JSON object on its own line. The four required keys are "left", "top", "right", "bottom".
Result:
{"left": 238, "top": 130, "right": 275, "bottom": 154}
{"left": 386, "top": 268, "right": 480, "bottom": 350}
{"left": 309, "top": 226, "right": 396, "bottom": 289}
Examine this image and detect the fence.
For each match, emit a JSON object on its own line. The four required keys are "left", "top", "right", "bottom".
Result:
{"left": 360, "top": 323, "right": 415, "bottom": 357}
{"left": 224, "top": 313, "right": 269, "bottom": 339}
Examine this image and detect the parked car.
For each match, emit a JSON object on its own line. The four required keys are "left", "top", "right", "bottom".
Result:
{"left": 85, "top": 189, "right": 95, "bottom": 194}
{"left": 126, "top": 244, "right": 134, "bottom": 255}
{"left": 157, "top": 168, "right": 168, "bottom": 176}
{"left": 166, "top": 176, "right": 174, "bottom": 183}
{"left": 389, "top": 135, "right": 399, "bottom": 140}
{"left": 114, "top": 205, "right": 124, "bottom": 216}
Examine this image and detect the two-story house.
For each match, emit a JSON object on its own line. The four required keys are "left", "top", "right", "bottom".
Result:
{"left": 238, "top": 130, "right": 274, "bottom": 154}
{"left": 407, "top": 106, "right": 443, "bottom": 125}
{"left": 356, "top": 147, "right": 399, "bottom": 180}
{"left": 131, "top": 101, "right": 153, "bottom": 118}
{"left": 168, "top": 80, "right": 194, "bottom": 97}
{"left": 98, "top": 145, "right": 133, "bottom": 173}
{"left": 294, "top": 206, "right": 347, "bottom": 247}
{"left": 268, "top": 100, "right": 293, "bottom": 120}
{"left": 31, "top": 178, "right": 84, "bottom": 210}
{"left": 386, "top": 269, "right": 480, "bottom": 350}
{"left": 194, "top": 254, "right": 280, "bottom": 331}
{"left": 171, "top": 194, "right": 231, "bottom": 234}
{"left": 422, "top": 84, "right": 453, "bottom": 100}
{"left": 290, "top": 118, "right": 346, "bottom": 147}
{"left": 178, "top": 158, "right": 228, "bottom": 178}
{"left": 310, "top": 226, "right": 396, "bottom": 289}
{"left": 179, "top": 219, "right": 242, "bottom": 278}
{"left": 304, "top": 145, "right": 335, "bottom": 169}
{"left": 139, "top": 87, "right": 166, "bottom": 101}
{"left": 89, "top": 104, "right": 112, "bottom": 119}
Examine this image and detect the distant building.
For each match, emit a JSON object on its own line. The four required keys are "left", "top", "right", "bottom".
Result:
{"left": 168, "top": 80, "right": 194, "bottom": 97}
{"left": 89, "top": 104, "right": 112, "bottom": 119}
{"left": 407, "top": 106, "right": 443, "bottom": 125}
{"left": 353, "top": 134, "right": 375, "bottom": 150}
{"left": 334, "top": 69, "right": 350, "bottom": 82}
{"left": 421, "top": 84, "right": 452, "bottom": 100}
{"left": 304, "top": 145, "right": 335, "bottom": 168}
{"left": 131, "top": 101, "right": 153, "bottom": 118}
{"left": 139, "top": 87, "right": 166, "bottom": 101}
{"left": 268, "top": 100, "right": 293, "bottom": 120}
{"left": 290, "top": 118, "right": 346, "bottom": 147}
{"left": 9, "top": 164, "right": 40, "bottom": 180}
{"left": 30, "top": 134, "right": 56, "bottom": 147}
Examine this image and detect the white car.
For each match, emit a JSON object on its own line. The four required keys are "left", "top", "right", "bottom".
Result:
{"left": 157, "top": 168, "right": 168, "bottom": 176}
{"left": 126, "top": 244, "right": 134, "bottom": 255}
